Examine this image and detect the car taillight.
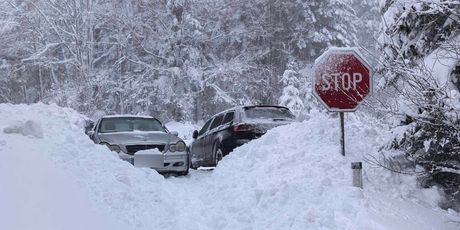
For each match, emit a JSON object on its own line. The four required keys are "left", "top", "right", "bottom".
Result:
{"left": 233, "top": 123, "right": 254, "bottom": 132}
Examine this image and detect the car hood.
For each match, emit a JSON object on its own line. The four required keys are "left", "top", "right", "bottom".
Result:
{"left": 98, "top": 131, "right": 181, "bottom": 145}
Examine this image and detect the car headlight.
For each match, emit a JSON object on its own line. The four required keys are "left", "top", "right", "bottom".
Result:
{"left": 169, "top": 144, "right": 177, "bottom": 152}
{"left": 169, "top": 141, "right": 186, "bottom": 152}
{"left": 176, "top": 141, "right": 186, "bottom": 152}
{"left": 102, "top": 142, "right": 121, "bottom": 153}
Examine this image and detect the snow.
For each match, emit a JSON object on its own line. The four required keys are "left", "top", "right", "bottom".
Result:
{"left": 102, "top": 114, "right": 155, "bottom": 119}
{"left": 0, "top": 103, "right": 459, "bottom": 230}
{"left": 423, "top": 35, "right": 460, "bottom": 87}
{"left": 3, "top": 120, "right": 44, "bottom": 138}
{"left": 0, "top": 106, "right": 126, "bottom": 230}
{"left": 165, "top": 121, "right": 200, "bottom": 144}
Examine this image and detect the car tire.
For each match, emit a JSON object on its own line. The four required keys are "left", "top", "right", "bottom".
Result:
{"left": 190, "top": 164, "right": 198, "bottom": 170}
{"left": 188, "top": 146, "right": 200, "bottom": 169}
{"left": 179, "top": 168, "right": 189, "bottom": 176}
{"left": 213, "top": 142, "right": 224, "bottom": 167}
{"left": 190, "top": 155, "right": 198, "bottom": 170}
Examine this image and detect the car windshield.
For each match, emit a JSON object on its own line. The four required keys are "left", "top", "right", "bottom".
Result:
{"left": 99, "top": 117, "right": 166, "bottom": 133}
{"left": 244, "top": 107, "right": 295, "bottom": 120}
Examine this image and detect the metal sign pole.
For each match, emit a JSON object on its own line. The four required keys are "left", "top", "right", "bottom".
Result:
{"left": 340, "top": 112, "right": 345, "bottom": 156}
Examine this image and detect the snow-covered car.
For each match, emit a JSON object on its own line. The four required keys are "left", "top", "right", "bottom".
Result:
{"left": 189, "top": 105, "right": 295, "bottom": 168}
{"left": 88, "top": 115, "right": 189, "bottom": 175}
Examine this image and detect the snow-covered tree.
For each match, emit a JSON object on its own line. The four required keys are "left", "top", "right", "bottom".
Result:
{"left": 379, "top": 0, "right": 460, "bottom": 210}
{"left": 279, "top": 61, "right": 304, "bottom": 116}
{"left": 0, "top": 0, "right": 363, "bottom": 122}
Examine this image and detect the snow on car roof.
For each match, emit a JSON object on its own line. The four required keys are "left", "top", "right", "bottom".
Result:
{"left": 216, "top": 105, "right": 290, "bottom": 116}
{"left": 101, "top": 115, "right": 155, "bottom": 119}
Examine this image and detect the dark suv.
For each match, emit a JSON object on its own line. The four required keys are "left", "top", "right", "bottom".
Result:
{"left": 189, "top": 105, "right": 296, "bottom": 168}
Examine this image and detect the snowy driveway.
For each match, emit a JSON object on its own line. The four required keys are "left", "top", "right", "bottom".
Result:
{"left": 1, "top": 104, "right": 459, "bottom": 230}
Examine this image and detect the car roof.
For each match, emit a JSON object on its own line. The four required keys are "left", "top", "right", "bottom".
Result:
{"left": 214, "top": 105, "right": 291, "bottom": 117}
{"left": 243, "top": 105, "right": 290, "bottom": 110}
{"left": 101, "top": 115, "right": 155, "bottom": 119}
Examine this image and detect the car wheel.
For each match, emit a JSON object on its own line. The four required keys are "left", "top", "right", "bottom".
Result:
{"left": 179, "top": 168, "right": 189, "bottom": 176}
{"left": 213, "top": 142, "right": 224, "bottom": 166}
{"left": 190, "top": 164, "right": 198, "bottom": 170}
{"left": 189, "top": 155, "right": 199, "bottom": 169}
{"left": 188, "top": 146, "right": 200, "bottom": 169}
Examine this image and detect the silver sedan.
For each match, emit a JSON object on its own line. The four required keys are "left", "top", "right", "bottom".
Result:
{"left": 88, "top": 115, "right": 189, "bottom": 175}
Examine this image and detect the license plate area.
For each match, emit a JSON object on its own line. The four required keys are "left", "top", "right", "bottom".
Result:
{"left": 134, "top": 151, "right": 164, "bottom": 168}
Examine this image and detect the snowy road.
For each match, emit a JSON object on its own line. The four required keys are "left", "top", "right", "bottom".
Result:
{"left": 1, "top": 103, "right": 459, "bottom": 230}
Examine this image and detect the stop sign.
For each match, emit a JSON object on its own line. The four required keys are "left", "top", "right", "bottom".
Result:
{"left": 312, "top": 47, "right": 372, "bottom": 112}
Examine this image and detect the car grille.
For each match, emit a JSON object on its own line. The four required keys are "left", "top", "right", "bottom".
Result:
{"left": 126, "top": 145, "right": 165, "bottom": 155}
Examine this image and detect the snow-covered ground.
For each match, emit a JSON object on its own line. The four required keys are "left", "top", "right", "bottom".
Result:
{"left": 165, "top": 121, "right": 200, "bottom": 145}
{"left": 0, "top": 103, "right": 459, "bottom": 230}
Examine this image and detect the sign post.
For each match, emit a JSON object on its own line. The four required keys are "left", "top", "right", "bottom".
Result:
{"left": 312, "top": 47, "right": 372, "bottom": 156}
{"left": 340, "top": 112, "right": 345, "bottom": 156}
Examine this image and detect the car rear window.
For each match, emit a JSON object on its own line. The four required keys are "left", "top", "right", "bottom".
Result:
{"left": 99, "top": 117, "right": 165, "bottom": 133}
{"left": 244, "top": 107, "right": 295, "bottom": 120}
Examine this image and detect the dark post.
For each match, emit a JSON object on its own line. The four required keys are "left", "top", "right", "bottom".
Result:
{"left": 340, "top": 112, "right": 345, "bottom": 156}
{"left": 351, "top": 162, "right": 363, "bottom": 188}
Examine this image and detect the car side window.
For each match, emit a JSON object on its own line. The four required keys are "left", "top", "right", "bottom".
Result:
{"left": 96, "top": 119, "right": 103, "bottom": 133}
{"left": 222, "top": 112, "right": 234, "bottom": 125}
{"left": 209, "top": 114, "right": 224, "bottom": 130}
{"left": 198, "top": 118, "right": 213, "bottom": 136}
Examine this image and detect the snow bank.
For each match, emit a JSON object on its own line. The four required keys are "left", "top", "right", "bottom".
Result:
{"left": 3, "top": 119, "right": 44, "bottom": 138}
{"left": 0, "top": 137, "right": 122, "bottom": 230}
{"left": 0, "top": 104, "right": 126, "bottom": 230}
{"left": 191, "top": 110, "right": 460, "bottom": 229}
{"left": 0, "top": 103, "right": 459, "bottom": 230}
{"left": 0, "top": 103, "right": 176, "bottom": 230}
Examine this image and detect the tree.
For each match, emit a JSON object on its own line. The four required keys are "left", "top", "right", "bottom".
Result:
{"left": 279, "top": 60, "right": 304, "bottom": 116}
{"left": 379, "top": 0, "right": 460, "bottom": 210}
{"left": 0, "top": 0, "right": 362, "bottom": 122}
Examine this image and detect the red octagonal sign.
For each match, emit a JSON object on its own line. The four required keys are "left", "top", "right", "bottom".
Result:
{"left": 313, "top": 47, "right": 372, "bottom": 112}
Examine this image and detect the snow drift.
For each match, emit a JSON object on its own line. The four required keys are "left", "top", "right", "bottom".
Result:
{"left": 0, "top": 103, "right": 459, "bottom": 230}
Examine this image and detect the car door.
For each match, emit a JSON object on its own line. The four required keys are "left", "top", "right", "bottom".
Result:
{"left": 192, "top": 118, "right": 213, "bottom": 164}
{"left": 219, "top": 111, "right": 235, "bottom": 151}
{"left": 90, "top": 119, "right": 102, "bottom": 143}
{"left": 204, "top": 114, "right": 225, "bottom": 163}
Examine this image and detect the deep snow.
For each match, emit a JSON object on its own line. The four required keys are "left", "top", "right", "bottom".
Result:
{"left": 0, "top": 103, "right": 459, "bottom": 230}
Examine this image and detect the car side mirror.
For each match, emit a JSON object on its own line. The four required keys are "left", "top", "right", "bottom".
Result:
{"left": 192, "top": 130, "right": 198, "bottom": 139}
{"left": 87, "top": 130, "right": 95, "bottom": 138}
{"left": 84, "top": 120, "right": 94, "bottom": 133}
{"left": 171, "top": 131, "right": 179, "bottom": 136}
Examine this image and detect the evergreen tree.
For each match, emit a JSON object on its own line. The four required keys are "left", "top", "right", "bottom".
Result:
{"left": 0, "top": 0, "right": 363, "bottom": 121}
{"left": 380, "top": 0, "right": 460, "bottom": 210}
{"left": 279, "top": 61, "right": 304, "bottom": 116}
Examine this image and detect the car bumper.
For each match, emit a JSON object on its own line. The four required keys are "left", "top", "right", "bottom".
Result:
{"left": 121, "top": 152, "right": 189, "bottom": 173}
{"left": 224, "top": 136, "right": 260, "bottom": 151}
{"left": 155, "top": 153, "right": 189, "bottom": 173}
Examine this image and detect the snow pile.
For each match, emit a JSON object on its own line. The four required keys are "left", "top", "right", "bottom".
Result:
{"left": 0, "top": 136, "right": 123, "bottom": 230}
{"left": 194, "top": 110, "right": 460, "bottom": 229}
{"left": 3, "top": 119, "right": 44, "bottom": 138}
{"left": 0, "top": 103, "right": 459, "bottom": 230}
{"left": 0, "top": 104, "right": 126, "bottom": 230}
{"left": 0, "top": 103, "right": 178, "bottom": 230}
